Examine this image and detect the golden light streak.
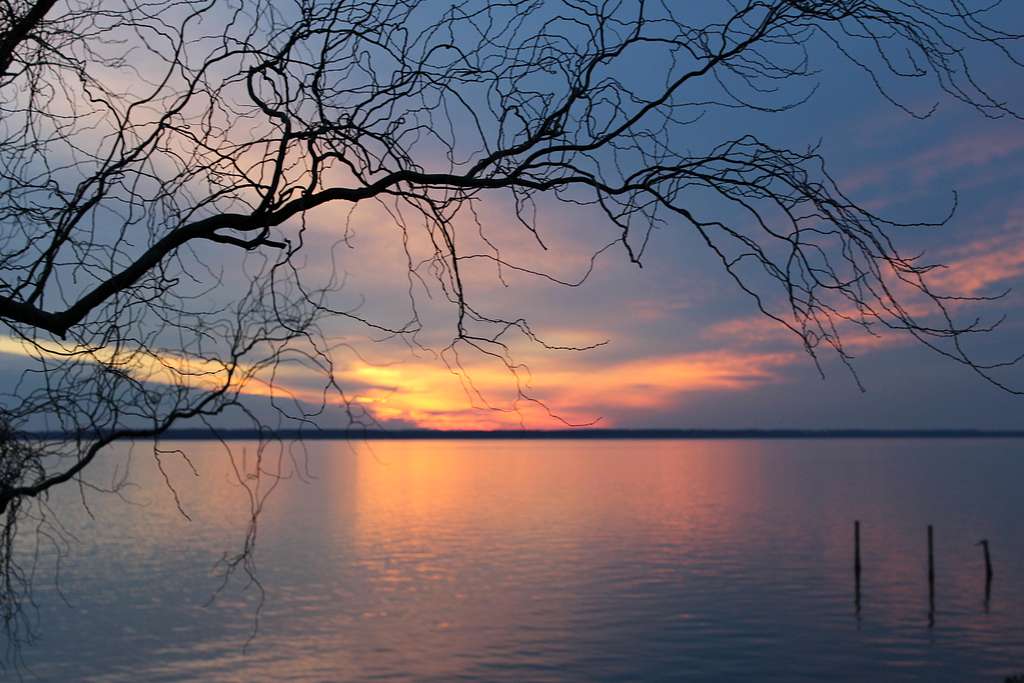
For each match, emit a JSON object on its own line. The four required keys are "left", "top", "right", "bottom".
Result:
{"left": 0, "top": 334, "right": 325, "bottom": 405}
{"left": 332, "top": 349, "right": 795, "bottom": 429}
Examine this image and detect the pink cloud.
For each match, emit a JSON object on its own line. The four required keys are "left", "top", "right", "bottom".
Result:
{"left": 841, "top": 125, "right": 1024, "bottom": 196}
{"left": 930, "top": 231, "right": 1024, "bottom": 297}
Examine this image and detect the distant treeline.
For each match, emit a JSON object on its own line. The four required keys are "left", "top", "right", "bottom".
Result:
{"left": 23, "top": 428, "right": 1024, "bottom": 441}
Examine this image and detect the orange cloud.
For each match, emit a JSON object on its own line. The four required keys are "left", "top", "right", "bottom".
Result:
{"left": 334, "top": 348, "right": 796, "bottom": 429}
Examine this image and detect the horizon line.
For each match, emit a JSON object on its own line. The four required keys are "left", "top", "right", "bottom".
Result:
{"left": 23, "top": 427, "right": 1024, "bottom": 440}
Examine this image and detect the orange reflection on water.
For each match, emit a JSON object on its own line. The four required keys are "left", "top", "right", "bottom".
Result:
{"left": 305, "top": 439, "right": 773, "bottom": 679}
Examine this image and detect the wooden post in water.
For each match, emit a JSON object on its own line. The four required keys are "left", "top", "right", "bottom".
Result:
{"left": 854, "top": 521, "right": 862, "bottom": 575}
{"left": 928, "top": 525, "right": 935, "bottom": 584}
{"left": 854, "top": 520, "right": 862, "bottom": 615}
{"left": 977, "top": 539, "right": 993, "bottom": 581}
{"left": 928, "top": 524, "right": 935, "bottom": 626}
{"left": 977, "top": 539, "right": 993, "bottom": 610}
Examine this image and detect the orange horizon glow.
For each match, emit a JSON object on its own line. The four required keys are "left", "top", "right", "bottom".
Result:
{"left": 338, "top": 348, "right": 797, "bottom": 429}
{"left": 1, "top": 213, "right": 1020, "bottom": 431}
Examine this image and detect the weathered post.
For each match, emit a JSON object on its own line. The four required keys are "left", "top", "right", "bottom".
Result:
{"left": 977, "top": 539, "right": 993, "bottom": 581}
{"left": 854, "top": 520, "right": 862, "bottom": 615}
{"left": 854, "top": 521, "right": 862, "bottom": 575}
{"left": 928, "top": 525, "right": 935, "bottom": 584}
{"left": 928, "top": 524, "right": 935, "bottom": 626}
{"left": 977, "top": 539, "right": 993, "bottom": 611}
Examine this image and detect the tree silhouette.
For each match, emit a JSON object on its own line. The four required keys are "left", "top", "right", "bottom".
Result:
{"left": 1, "top": 0, "right": 1022, "bottom": 642}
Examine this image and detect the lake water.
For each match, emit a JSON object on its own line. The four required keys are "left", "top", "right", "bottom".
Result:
{"left": 10, "top": 439, "right": 1024, "bottom": 681}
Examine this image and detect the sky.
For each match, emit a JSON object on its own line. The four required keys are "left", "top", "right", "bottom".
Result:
{"left": 256, "top": 113, "right": 1024, "bottom": 427}
{"left": 302, "top": 103, "right": 1024, "bottom": 433}
{"left": 3, "top": 2, "right": 1024, "bottom": 432}
{"left": 261, "top": 5, "right": 1024, "bottom": 431}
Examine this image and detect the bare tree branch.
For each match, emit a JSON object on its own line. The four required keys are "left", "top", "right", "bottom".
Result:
{"left": 1, "top": 0, "right": 1022, "bottom": 650}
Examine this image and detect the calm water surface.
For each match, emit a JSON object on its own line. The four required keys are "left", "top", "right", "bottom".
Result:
{"left": 12, "top": 439, "right": 1024, "bottom": 681}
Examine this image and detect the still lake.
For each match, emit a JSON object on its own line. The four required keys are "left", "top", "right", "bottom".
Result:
{"left": 12, "top": 438, "right": 1024, "bottom": 681}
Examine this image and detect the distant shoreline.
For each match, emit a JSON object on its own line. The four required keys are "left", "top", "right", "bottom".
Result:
{"left": 23, "top": 428, "right": 1024, "bottom": 440}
